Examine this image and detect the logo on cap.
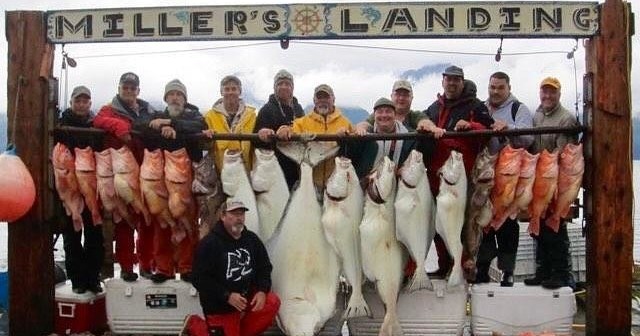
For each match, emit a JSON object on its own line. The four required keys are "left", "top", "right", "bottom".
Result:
{"left": 119, "top": 72, "right": 140, "bottom": 87}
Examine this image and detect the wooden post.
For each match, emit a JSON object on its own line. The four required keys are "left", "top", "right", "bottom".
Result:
{"left": 584, "top": 0, "right": 633, "bottom": 335}
{"left": 6, "top": 11, "right": 55, "bottom": 335}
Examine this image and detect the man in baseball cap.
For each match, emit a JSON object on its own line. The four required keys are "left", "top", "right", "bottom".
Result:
{"left": 524, "top": 76, "right": 579, "bottom": 291}
{"left": 93, "top": 71, "right": 157, "bottom": 282}
{"left": 277, "top": 83, "right": 352, "bottom": 190}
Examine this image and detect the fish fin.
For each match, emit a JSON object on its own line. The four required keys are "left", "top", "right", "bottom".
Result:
{"left": 276, "top": 142, "right": 306, "bottom": 164}
{"left": 306, "top": 142, "right": 340, "bottom": 167}
{"left": 343, "top": 293, "right": 372, "bottom": 319}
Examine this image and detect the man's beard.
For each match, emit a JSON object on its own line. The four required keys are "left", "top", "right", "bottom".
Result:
{"left": 167, "top": 104, "right": 183, "bottom": 117}
{"left": 316, "top": 106, "right": 330, "bottom": 115}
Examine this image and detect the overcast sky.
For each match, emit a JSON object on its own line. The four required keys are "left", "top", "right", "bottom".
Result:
{"left": 1, "top": 0, "right": 639, "bottom": 117}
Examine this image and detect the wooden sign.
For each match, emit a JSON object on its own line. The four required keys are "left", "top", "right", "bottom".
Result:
{"left": 47, "top": 1, "right": 599, "bottom": 43}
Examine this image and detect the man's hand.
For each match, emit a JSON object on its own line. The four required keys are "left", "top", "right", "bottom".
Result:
{"left": 276, "top": 125, "right": 293, "bottom": 140}
{"left": 425, "top": 124, "right": 446, "bottom": 139}
{"left": 202, "top": 129, "right": 214, "bottom": 138}
{"left": 353, "top": 122, "right": 369, "bottom": 136}
{"left": 227, "top": 292, "right": 248, "bottom": 311}
{"left": 491, "top": 120, "right": 508, "bottom": 131}
{"left": 250, "top": 291, "right": 266, "bottom": 312}
{"left": 453, "top": 119, "right": 471, "bottom": 131}
{"left": 257, "top": 128, "right": 275, "bottom": 142}
{"left": 160, "top": 125, "right": 177, "bottom": 139}
{"left": 149, "top": 118, "right": 171, "bottom": 130}
{"left": 416, "top": 119, "right": 430, "bottom": 132}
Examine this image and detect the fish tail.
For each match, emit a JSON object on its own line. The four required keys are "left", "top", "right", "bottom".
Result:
{"left": 379, "top": 310, "right": 403, "bottom": 336}
{"left": 91, "top": 209, "right": 103, "bottom": 226}
{"left": 406, "top": 269, "right": 432, "bottom": 292}
{"left": 343, "top": 290, "right": 372, "bottom": 319}
{"left": 545, "top": 216, "right": 561, "bottom": 233}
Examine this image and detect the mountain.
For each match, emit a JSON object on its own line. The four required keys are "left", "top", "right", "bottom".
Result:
{"left": 340, "top": 106, "right": 369, "bottom": 124}
{"left": 401, "top": 63, "right": 450, "bottom": 81}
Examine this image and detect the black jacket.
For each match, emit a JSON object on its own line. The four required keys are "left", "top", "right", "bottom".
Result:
{"left": 143, "top": 103, "right": 207, "bottom": 162}
{"left": 55, "top": 108, "right": 103, "bottom": 151}
{"left": 253, "top": 94, "right": 305, "bottom": 190}
{"left": 192, "top": 221, "right": 273, "bottom": 315}
{"left": 423, "top": 80, "right": 493, "bottom": 131}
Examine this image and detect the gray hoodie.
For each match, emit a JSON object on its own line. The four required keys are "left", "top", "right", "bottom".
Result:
{"left": 485, "top": 93, "right": 534, "bottom": 154}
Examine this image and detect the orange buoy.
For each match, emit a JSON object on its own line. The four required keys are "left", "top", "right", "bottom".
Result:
{"left": 0, "top": 145, "right": 36, "bottom": 222}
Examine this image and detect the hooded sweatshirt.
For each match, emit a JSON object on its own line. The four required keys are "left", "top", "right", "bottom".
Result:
{"left": 192, "top": 221, "right": 273, "bottom": 315}
{"left": 93, "top": 95, "right": 156, "bottom": 163}
{"left": 485, "top": 93, "right": 534, "bottom": 154}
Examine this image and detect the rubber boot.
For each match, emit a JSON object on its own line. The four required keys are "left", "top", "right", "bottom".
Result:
{"left": 474, "top": 262, "right": 491, "bottom": 284}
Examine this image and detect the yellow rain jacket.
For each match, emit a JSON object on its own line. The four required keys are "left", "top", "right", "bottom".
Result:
{"left": 204, "top": 103, "right": 257, "bottom": 173}
{"left": 292, "top": 107, "right": 353, "bottom": 190}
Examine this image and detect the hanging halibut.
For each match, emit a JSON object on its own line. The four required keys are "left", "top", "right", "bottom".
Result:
{"left": 221, "top": 150, "right": 260, "bottom": 240}
{"left": 74, "top": 146, "right": 103, "bottom": 226}
{"left": 548, "top": 143, "right": 584, "bottom": 232}
{"left": 435, "top": 150, "right": 467, "bottom": 288}
{"left": 322, "top": 156, "right": 369, "bottom": 319}
{"left": 394, "top": 149, "right": 434, "bottom": 292}
{"left": 361, "top": 156, "right": 405, "bottom": 336}
{"left": 52, "top": 142, "right": 85, "bottom": 231}
{"left": 269, "top": 141, "right": 340, "bottom": 336}
{"left": 251, "top": 148, "right": 289, "bottom": 242}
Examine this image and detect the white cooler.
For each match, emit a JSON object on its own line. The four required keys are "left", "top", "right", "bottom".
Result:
{"left": 106, "top": 278, "right": 202, "bottom": 334}
{"left": 471, "top": 283, "right": 576, "bottom": 336}
{"left": 348, "top": 279, "right": 468, "bottom": 336}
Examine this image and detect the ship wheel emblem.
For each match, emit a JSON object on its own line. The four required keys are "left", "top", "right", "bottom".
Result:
{"left": 293, "top": 7, "right": 322, "bottom": 35}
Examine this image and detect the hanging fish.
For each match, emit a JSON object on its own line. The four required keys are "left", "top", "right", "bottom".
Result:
{"left": 74, "top": 146, "right": 103, "bottom": 226}
{"left": 547, "top": 143, "right": 584, "bottom": 232}
{"left": 52, "top": 142, "right": 84, "bottom": 231}
{"left": 528, "top": 149, "right": 559, "bottom": 236}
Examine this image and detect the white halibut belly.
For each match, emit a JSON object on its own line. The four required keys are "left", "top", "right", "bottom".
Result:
{"left": 436, "top": 191, "right": 466, "bottom": 288}
{"left": 268, "top": 162, "right": 340, "bottom": 336}
{"left": 394, "top": 183, "right": 434, "bottom": 291}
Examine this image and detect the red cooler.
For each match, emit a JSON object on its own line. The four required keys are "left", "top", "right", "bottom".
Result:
{"left": 55, "top": 281, "right": 107, "bottom": 335}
